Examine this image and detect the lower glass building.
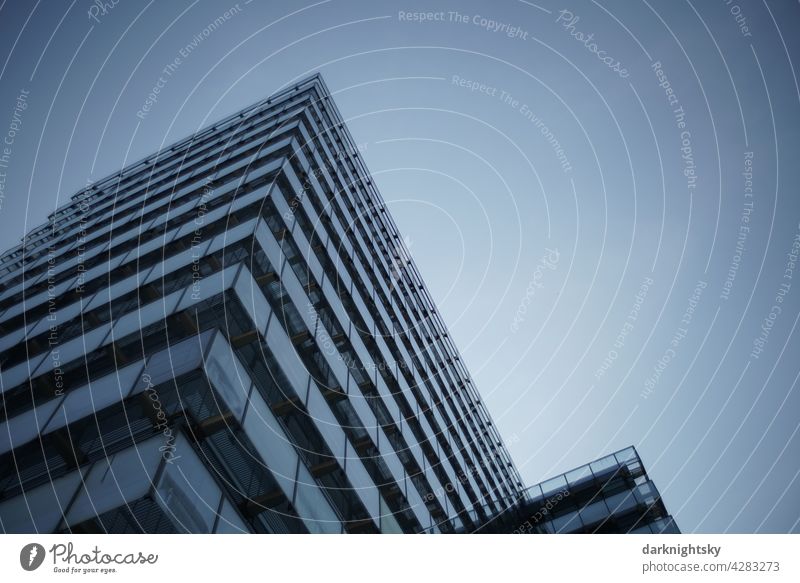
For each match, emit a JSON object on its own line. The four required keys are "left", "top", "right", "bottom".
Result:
{"left": 465, "top": 447, "right": 679, "bottom": 534}
{"left": 0, "top": 74, "right": 675, "bottom": 534}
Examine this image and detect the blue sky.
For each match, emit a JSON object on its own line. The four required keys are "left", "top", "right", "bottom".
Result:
{"left": 0, "top": 0, "right": 798, "bottom": 533}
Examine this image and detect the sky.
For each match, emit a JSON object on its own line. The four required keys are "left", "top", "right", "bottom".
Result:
{"left": 0, "top": 0, "right": 798, "bottom": 533}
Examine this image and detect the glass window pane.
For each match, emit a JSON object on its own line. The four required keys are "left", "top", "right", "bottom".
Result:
{"left": 176, "top": 264, "right": 237, "bottom": 311}
{"left": 405, "top": 476, "right": 431, "bottom": 529}
{"left": 205, "top": 333, "right": 250, "bottom": 421}
{"left": 0, "top": 395, "right": 64, "bottom": 455}
{"left": 50, "top": 324, "right": 110, "bottom": 371}
{"left": 233, "top": 266, "right": 272, "bottom": 334}
{"left": 551, "top": 509, "right": 581, "bottom": 533}
{"left": 306, "top": 385, "right": 346, "bottom": 466}
{"left": 0, "top": 467, "right": 83, "bottom": 533}
{"left": 615, "top": 446, "right": 637, "bottom": 463}
{"left": 634, "top": 481, "right": 659, "bottom": 506}
{"left": 155, "top": 433, "right": 222, "bottom": 533}
{"left": 254, "top": 222, "right": 285, "bottom": 274}
{"left": 214, "top": 498, "right": 249, "bottom": 533}
{"left": 293, "top": 462, "right": 341, "bottom": 534}
{"left": 348, "top": 390, "right": 379, "bottom": 445}
{"left": 378, "top": 433, "right": 405, "bottom": 488}
{"left": 590, "top": 455, "right": 619, "bottom": 477}
{"left": 65, "top": 435, "right": 163, "bottom": 527}
{"left": 241, "top": 390, "right": 298, "bottom": 499}
{"left": 265, "top": 318, "right": 310, "bottom": 398}
{"left": 605, "top": 490, "right": 637, "bottom": 515}
{"left": 47, "top": 361, "right": 145, "bottom": 434}
{"left": 565, "top": 465, "right": 593, "bottom": 487}
{"left": 344, "top": 448, "right": 380, "bottom": 524}
{"left": 143, "top": 333, "right": 204, "bottom": 387}
{"left": 379, "top": 496, "right": 402, "bottom": 533}
{"left": 578, "top": 500, "right": 610, "bottom": 526}
{"left": 540, "top": 475, "right": 568, "bottom": 498}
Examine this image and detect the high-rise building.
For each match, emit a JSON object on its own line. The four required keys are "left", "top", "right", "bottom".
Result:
{"left": 0, "top": 74, "right": 524, "bottom": 534}
{"left": 0, "top": 74, "right": 676, "bottom": 534}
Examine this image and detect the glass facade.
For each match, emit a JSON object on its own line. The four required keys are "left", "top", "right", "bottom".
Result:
{"left": 0, "top": 74, "right": 675, "bottom": 534}
{"left": 465, "top": 447, "right": 679, "bottom": 534}
{"left": 0, "top": 74, "right": 524, "bottom": 534}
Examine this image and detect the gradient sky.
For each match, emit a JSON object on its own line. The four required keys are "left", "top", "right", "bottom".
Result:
{"left": 0, "top": 0, "right": 798, "bottom": 533}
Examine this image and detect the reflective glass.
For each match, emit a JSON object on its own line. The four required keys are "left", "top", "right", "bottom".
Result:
{"left": 552, "top": 510, "right": 581, "bottom": 533}
{"left": 65, "top": 435, "right": 163, "bottom": 527}
{"left": 565, "top": 465, "right": 593, "bottom": 487}
{"left": 0, "top": 395, "right": 64, "bottom": 455}
{"left": 578, "top": 499, "right": 610, "bottom": 526}
{"left": 305, "top": 385, "right": 347, "bottom": 466}
{"left": 293, "top": 462, "right": 341, "bottom": 534}
{"left": 0, "top": 469, "right": 84, "bottom": 533}
{"left": 233, "top": 266, "right": 272, "bottom": 334}
{"left": 46, "top": 361, "right": 144, "bottom": 435}
{"left": 155, "top": 433, "right": 222, "bottom": 533}
{"left": 605, "top": 489, "right": 637, "bottom": 515}
{"left": 344, "top": 446, "right": 380, "bottom": 523}
{"left": 144, "top": 334, "right": 205, "bottom": 387}
{"left": 540, "top": 475, "right": 568, "bottom": 498}
{"left": 214, "top": 498, "right": 250, "bottom": 533}
{"left": 590, "top": 454, "right": 620, "bottom": 476}
{"left": 241, "top": 388, "right": 299, "bottom": 499}
{"left": 205, "top": 334, "right": 250, "bottom": 421}
{"left": 265, "top": 318, "right": 310, "bottom": 398}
